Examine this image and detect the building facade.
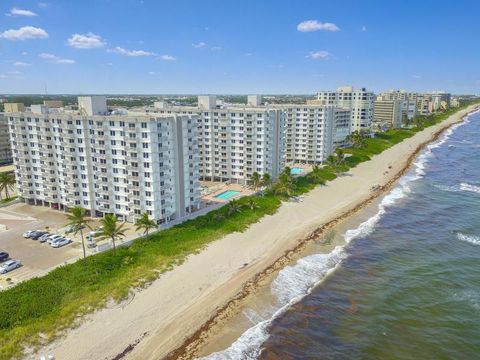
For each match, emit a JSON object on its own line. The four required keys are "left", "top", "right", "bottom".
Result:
{"left": 0, "top": 114, "right": 12, "bottom": 165}
{"left": 373, "top": 98, "right": 402, "bottom": 130}
{"left": 315, "top": 86, "right": 375, "bottom": 132}
{"left": 281, "top": 105, "right": 349, "bottom": 164}
{"left": 7, "top": 97, "right": 200, "bottom": 224}
{"left": 147, "top": 99, "right": 285, "bottom": 184}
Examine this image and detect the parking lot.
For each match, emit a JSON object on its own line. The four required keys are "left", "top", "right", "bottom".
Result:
{"left": 0, "top": 203, "right": 83, "bottom": 289}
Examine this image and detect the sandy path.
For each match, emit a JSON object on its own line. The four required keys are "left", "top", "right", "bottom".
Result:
{"left": 32, "top": 105, "right": 478, "bottom": 360}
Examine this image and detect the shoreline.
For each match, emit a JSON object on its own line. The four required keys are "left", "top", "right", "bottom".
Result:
{"left": 32, "top": 105, "right": 479, "bottom": 360}
{"left": 166, "top": 105, "right": 480, "bottom": 360}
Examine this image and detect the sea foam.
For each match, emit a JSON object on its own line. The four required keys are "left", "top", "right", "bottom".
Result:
{"left": 460, "top": 183, "right": 480, "bottom": 194}
{"left": 457, "top": 233, "right": 480, "bottom": 246}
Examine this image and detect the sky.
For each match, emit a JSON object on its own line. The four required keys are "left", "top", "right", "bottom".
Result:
{"left": 0, "top": 0, "right": 479, "bottom": 95}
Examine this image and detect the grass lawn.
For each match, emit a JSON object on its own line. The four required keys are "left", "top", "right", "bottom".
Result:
{"left": 0, "top": 101, "right": 477, "bottom": 359}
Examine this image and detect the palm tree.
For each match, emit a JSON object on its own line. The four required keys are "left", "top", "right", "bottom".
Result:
{"left": 261, "top": 173, "right": 272, "bottom": 189}
{"left": 135, "top": 212, "right": 158, "bottom": 238}
{"left": 275, "top": 168, "right": 296, "bottom": 196}
{"left": 227, "top": 200, "right": 243, "bottom": 216}
{"left": 346, "top": 130, "right": 366, "bottom": 148}
{"left": 0, "top": 172, "right": 15, "bottom": 200}
{"left": 250, "top": 172, "right": 261, "bottom": 192}
{"left": 66, "top": 206, "right": 91, "bottom": 259}
{"left": 99, "top": 214, "right": 127, "bottom": 253}
{"left": 246, "top": 198, "right": 259, "bottom": 210}
{"left": 335, "top": 148, "right": 346, "bottom": 165}
{"left": 310, "top": 165, "right": 325, "bottom": 185}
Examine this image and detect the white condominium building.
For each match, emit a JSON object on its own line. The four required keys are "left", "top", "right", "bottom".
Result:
{"left": 378, "top": 90, "right": 418, "bottom": 121}
{"left": 7, "top": 96, "right": 200, "bottom": 224}
{"left": 0, "top": 114, "right": 13, "bottom": 165}
{"left": 280, "top": 104, "right": 350, "bottom": 164}
{"left": 315, "top": 86, "right": 375, "bottom": 131}
{"left": 148, "top": 98, "right": 285, "bottom": 184}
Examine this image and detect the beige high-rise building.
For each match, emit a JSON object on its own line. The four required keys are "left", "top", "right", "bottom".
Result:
{"left": 373, "top": 97, "right": 403, "bottom": 130}
{"left": 4, "top": 103, "right": 25, "bottom": 113}
{"left": 43, "top": 100, "right": 64, "bottom": 108}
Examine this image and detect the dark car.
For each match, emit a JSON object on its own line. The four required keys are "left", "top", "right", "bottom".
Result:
{"left": 30, "top": 231, "right": 48, "bottom": 240}
{"left": 0, "top": 252, "right": 9, "bottom": 262}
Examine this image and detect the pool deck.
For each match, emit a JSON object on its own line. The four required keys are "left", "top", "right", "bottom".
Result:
{"left": 201, "top": 182, "right": 254, "bottom": 206}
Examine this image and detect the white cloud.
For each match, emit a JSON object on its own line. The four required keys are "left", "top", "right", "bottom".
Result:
{"left": 14, "top": 61, "right": 31, "bottom": 67}
{"left": 109, "top": 46, "right": 154, "bottom": 57}
{"left": 297, "top": 20, "right": 340, "bottom": 32}
{"left": 361, "top": 25, "right": 367, "bottom": 32}
{"left": 244, "top": 52, "right": 254, "bottom": 56}
{"left": 0, "top": 26, "right": 48, "bottom": 40}
{"left": 192, "top": 42, "right": 206, "bottom": 48}
{"left": 39, "top": 53, "right": 75, "bottom": 64}
{"left": 412, "top": 75, "right": 422, "bottom": 79}
{"left": 306, "top": 50, "right": 332, "bottom": 60}
{"left": 21, "top": 51, "right": 28, "bottom": 55}
{"left": 38, "top": 2, "right": 48, "bottom": 8}
{"left": 6, "top": 7, "right": 38, "bottom": 17}
{"left": 211, "top": 46, "right": 221, "bottom": 51}
{"left": 158, "top": 54, "right": 175, "bottom": 61}
{"left": 68, "top": 32, "right": 105, "bottom": 49}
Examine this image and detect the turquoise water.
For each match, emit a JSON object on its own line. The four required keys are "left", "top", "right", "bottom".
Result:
{"left": 203, "top": 110, "right": 480, "bottom": 359}
{"left": 215, "top": 190, "right": 240, "bottom": 200}
{"left": 290, "top": 167, "right": 303, "bottom": 175}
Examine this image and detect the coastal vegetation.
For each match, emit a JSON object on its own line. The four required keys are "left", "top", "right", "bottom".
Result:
{"left": 0, "top": 102, "right": 477, "bottom": 359}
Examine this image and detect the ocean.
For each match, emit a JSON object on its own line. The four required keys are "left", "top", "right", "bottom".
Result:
{"left": 201, "top": 110, "right": 480, "bottom": 360}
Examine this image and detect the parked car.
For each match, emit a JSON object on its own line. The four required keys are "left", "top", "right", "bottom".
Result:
{"left": 65, "top": 224, "right": 85, "bottom": 234}
{"left": 0, "top": 259, "right": 21, "bottom": 274}
{"left": 30, "top": 231, "right": 48, "bottom": 240}
{"left": 39, "top": 233, "right": 52, "bottom": 243}
{"left": 89, "top": 227, "right": 104, "bottom": 238}
{"left": 22, "top": 230, "right": 35, "bottom": 238}
{"left": 47, "top": 234, "right": 64, "bottom": 244}
{"left": 51, "top": 237, "right": 71, "bottom": 248}
{"left": 0, "top": 252, "right": 9, "bottom": 262}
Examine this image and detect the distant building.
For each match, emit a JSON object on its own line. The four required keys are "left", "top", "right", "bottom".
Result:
{"left": 450, "top": 97, "right": 460, "bottom": 107}
{"left": 43, "top": 100, "right": 63, "bottom": 108}
{"left": 7, "top": 96, "right": 200, "bottom": 224}
{"left": 197, "top": 95, "right": 217, "bottom": 109}
{"left": 315, "top": 86, "right": 375, "bottom": 131}
{"left": 377, "top": 90, "right": 418, "bottom": 121}
{"left": 373, "top": 97, "right": 403, "bottom": 130}
{"left": 78, "top": 95, "right": 108, "bottom": 116}
{"left": 429, "top": 91, "right": 451, "bottom": 111}
{"left": 4, "top": 103, "right": 25, "bottom": 113}
{"left": 247, "top": 95, "right": 262, "bottom": 107}
{"left": 0, "top": 114, "right": 12, "bottom": 165}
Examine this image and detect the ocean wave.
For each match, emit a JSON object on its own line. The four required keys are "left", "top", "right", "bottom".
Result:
{"left": 199, "top": 111, "right": 474, "bottom": 359}
{"left": 457, "top": 233, "right": 480, "bottom": 246}
{"left": 434, "top": 184, "right": 461, "bottom": 193}
{"left": 460, "top": 183, "right": 480, "bottom": 194}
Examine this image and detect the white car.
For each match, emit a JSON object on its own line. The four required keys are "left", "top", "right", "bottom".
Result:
{"left": 51, "top": 237, "right": 71, "bottom": 248}
{"left": 22, "top": 230, "right": 35, "bottom": 238}
{"left": 47, "top": 234, "right": 63, "bottom": 244}
{"left": 0, "top": 259, "right": 21, "bottom": 274}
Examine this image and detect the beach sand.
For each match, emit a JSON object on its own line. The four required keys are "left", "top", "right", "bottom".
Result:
{"left": 31, "top": 105, "right": 479, "bottom": 360}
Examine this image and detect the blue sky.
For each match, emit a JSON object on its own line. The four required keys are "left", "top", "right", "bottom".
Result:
{"left": 0, "top": 0, "right": 479, "bottom": 94}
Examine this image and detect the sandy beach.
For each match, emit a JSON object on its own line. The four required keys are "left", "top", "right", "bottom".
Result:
{"left": 32, "top": 105, "right": 479, "bottom": 360}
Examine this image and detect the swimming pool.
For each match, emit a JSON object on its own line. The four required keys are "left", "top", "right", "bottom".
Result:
{"left": 215, "top": 190, "right": 241, "bottom": 200}
{"left": 290, "top": 167, "right": 304, "bottom": 175}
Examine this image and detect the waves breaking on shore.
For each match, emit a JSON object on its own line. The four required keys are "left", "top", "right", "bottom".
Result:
{"left": 199, "top": 112, "right": 475, "bottom": 360}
